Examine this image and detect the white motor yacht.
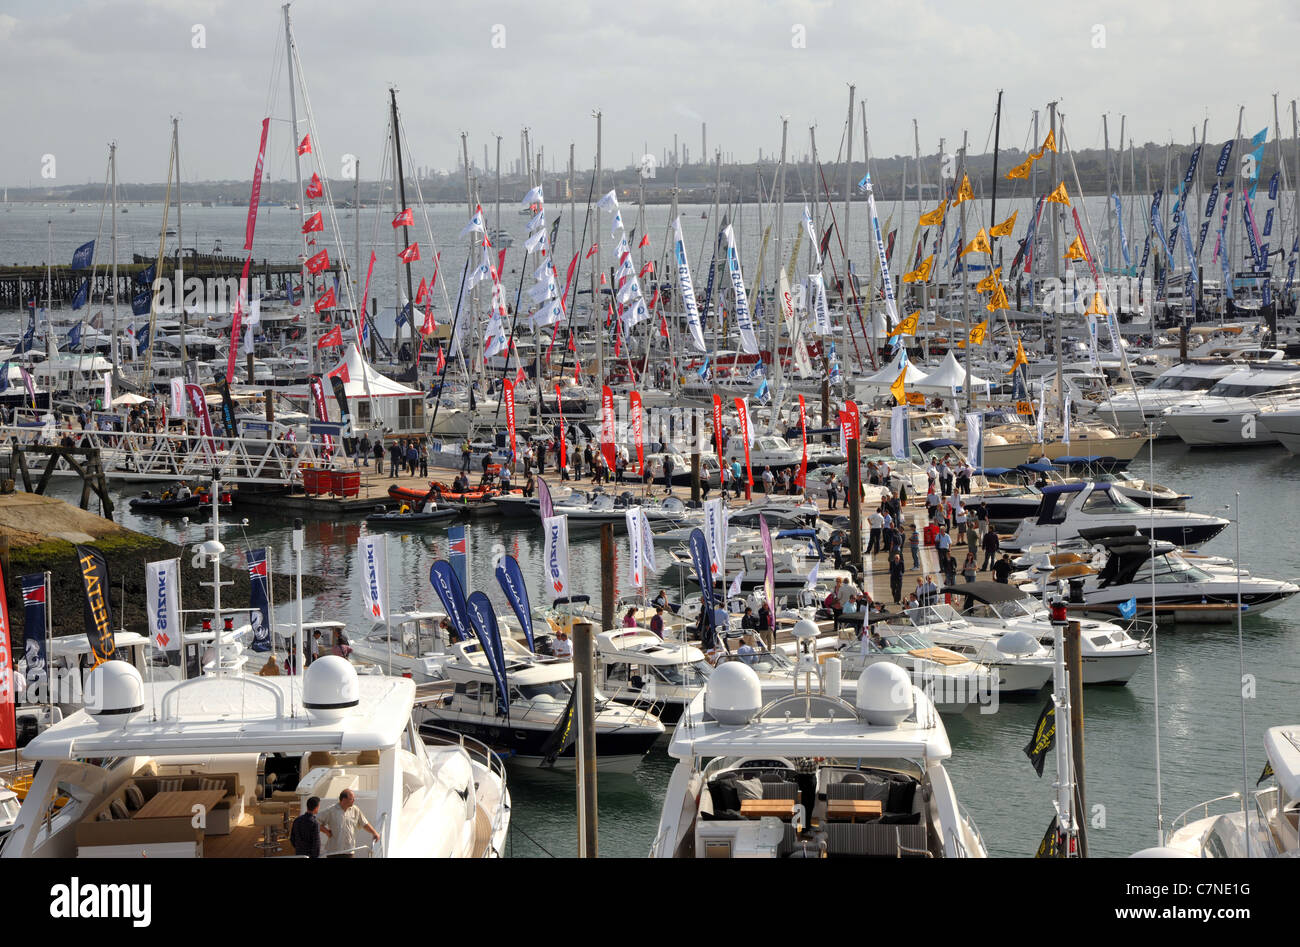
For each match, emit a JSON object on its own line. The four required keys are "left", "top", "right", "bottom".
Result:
{"left": 1, "top": 657, "right": 510, "bottom": 858}
{"left": 1004, "top": 482, "right": 1228, "bottom": 551}
{"left": 650, "top": 651, "right": 988, "bottom": 858}
{"left": 1162, "top": 363, "right": 1300, "bottom": 447}
{"left": 593, "top": 628, "right": 711, "bottom": 726}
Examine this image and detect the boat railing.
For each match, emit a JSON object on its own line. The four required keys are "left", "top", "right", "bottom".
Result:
{"left": 593, "top": 681, "right": 664, "bottom": 728}
{"left": 1165, "top": 792, "right": 1242, "bottom": 844}
{"left": 420, "top": 724, "right": 510, "bottom": 852}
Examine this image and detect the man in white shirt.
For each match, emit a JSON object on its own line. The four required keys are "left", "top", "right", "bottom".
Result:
{"left": 552, "top": 629, "right": 573, "bottom": 658}
{"left": 866, "top": 509, "right": 884, "bottom": 555}
{"left": 320, "top": 789, "right": 380, "bottom": 857}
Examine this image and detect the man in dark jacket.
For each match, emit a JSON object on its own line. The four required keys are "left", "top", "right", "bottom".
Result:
{"left": 290, "top": 796, "right": 322, "bottom": 858}
{"left": 888, "top": 553, "right": 906, "bottom": 604}
{"left": 981, "top": 526, "right": 1000, "bottom": 571}
{"left": 992, "top": 554, "right": 1013, "bottom": 584}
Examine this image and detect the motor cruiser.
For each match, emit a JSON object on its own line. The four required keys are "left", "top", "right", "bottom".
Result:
{"left": 1004, "top": 482, "right": 1228, "bottom": 551}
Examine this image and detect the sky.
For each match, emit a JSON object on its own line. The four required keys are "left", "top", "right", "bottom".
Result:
{"left": 2, "top": 0, "right": 1299, "bottom": 188}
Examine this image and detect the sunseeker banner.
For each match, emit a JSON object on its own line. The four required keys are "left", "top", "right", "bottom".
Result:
{"left": 247, "top": 549, "right": 272, "bottom": 652}
{"left": 688, "top": 527, "right": 715, "bottom": 612}
{"left": 466, "top": 591, "right": 509, "bottom": 718}
{"left": 429, "top": 560, "right": 470, "bottom": 641}
{"left": 673, "top": 217, "right": 707, "bottom": 352}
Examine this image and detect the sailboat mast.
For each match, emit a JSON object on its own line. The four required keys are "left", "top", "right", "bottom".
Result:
{"left": 958, "top": 130, "right": 972, "bottom": 410}
{"left": 1048, "top": 101, "right": 1062, "bottom": 423}
{"left": 174, "top": 118, "right": 187, "bottom": 365}
{"left": 282, "top": 3, "right": 314, "bottom": 374}
{"left": 987, "top": 89, "right": 1003, "bottom": 378}
{"left": 110, "top": 142, "right": 120, "bottom": 382}
{"left": 594, "top": 111, "right": 603, "bottom": 390}
{"left": 390, "top": 87, "right": 417, "bottom": 372}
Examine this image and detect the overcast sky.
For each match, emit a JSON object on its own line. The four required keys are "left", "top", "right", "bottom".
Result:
{"left": 3, "top": 0, "right": 1298, "bottom": 188}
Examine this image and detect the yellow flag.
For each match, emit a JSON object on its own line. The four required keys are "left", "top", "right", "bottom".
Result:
{"left": 985, "top": 283, "right": 1009, "bottom": 311}
{"left": 1084, "top": 291, "right": 1108, "bottom": 315}
{"left": 888, "top": 312, "right": 920, "bottom": 337}
{"left": 960, "top": 228, "right": 991, "bottom": 256}
{"left": 989, "top": 211, "right": 1018, "bottom": 237}
{"left": 969, "top": 320, "right": 988, "bottom": 346}
{"left": 1045, "top": 182, "right": 1071, "bottom": 206}
{"left": 1065, "top": 235, "right": 1087, "bottom": 261}
{"left": 1006, "top": 337, "right": 1029, "bottom": 374}
{"left": 906, "top": 391, "right": 926, "bottom": 406}
{"left": 918, "top": 201, "right": 947, "bottom": 225}
{"left": 976, "top": 267, "right": 1003, "bottom": 293}
{"left": 890, "top": 367, "right": 907, "bottom": 405}
{"left": 1039, "top": 128, "right": 1057, "bottom": 154}
{"left": 902, "top": 255, "right": 934, "bottom": 283}
{"left": 953, "top": 175, "right": 974, "bottom": 205}
{"left": 1006, "top": 157, "right": 1034, "bottom": 180}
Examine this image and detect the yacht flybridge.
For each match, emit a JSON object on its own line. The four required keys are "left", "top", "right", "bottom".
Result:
{"left": 651, "top": 623, "right": 987, "bottom": 858}
{"left": 2, "top": 657, "right": 511, "bottom": 858}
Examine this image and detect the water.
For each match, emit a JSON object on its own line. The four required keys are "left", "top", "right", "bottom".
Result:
{"left": 47, "top": 438, "right": 1297, "bottom": 858}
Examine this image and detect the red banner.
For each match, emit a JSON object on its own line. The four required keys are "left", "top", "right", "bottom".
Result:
{"left": 305, "top": 172, "right": 323, "bottom": 200}
{"left": 302, "top": 212, "right": 323, "bottom": 234}
{"left": 308, "top": 374, "right": 333, "bottom": 454}
{"left": 436, "top": 345, "right": 446, "bottom": 374}
{"left": 0, "top": 559, "right": 14, "bottom": 750}
{"left": 297, "top": 134, "right": 312, "bottom": 156}
{"left": 356, "top": 251, "right": 376, "bottom": 350}
{"left": 555, "top": 384, "right": 567, "bottom": 468}
{"left": 186, "top": 383, "right": 215, "bottom": 459}
{"left": 734, "top": 397, "right": 753, "bottom": 496}
{"left": 226, "top": 256, "right": 252, "bottom": 386}
{"left": 630, "top": 390, "right": 644, "bottom": 475}
{"left": 398, "top": 242, "right": 420, "bottom": 264}
{"left": 306, "top": 248, "right": 330, "bottom": 275}
{"left": 504, "top": 379, "right": 517, "bottom": 459}
{"left": 600, "top": 385, "right": 616, "bottom": 471}
{"left": 244, "top": 117, "right": 270, "bottom": 252}
{"left": 314, "top": 286, "right": 336, "bottom": 313}
{"left": 392, "top": 208, "right": 413, "bottom": 229}
{"left": 712, "top": 394, "right": 724, "bottom": 472}
{"left": 796, "top": 394, "right": 808, "bottom": 489}
{"left": 317, "top": 325, "right": 343, "bottom": 348}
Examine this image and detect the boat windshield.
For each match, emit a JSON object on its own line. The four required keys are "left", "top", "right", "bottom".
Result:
{"left": 651, "top": 660, "right": 712, "bottom": 686}
{"left": 989, "top": 598, "right": 1039, "bottom": 620}
{"left": 905, "top": 604, "right": 962, "bottom": 626}
{"left": 1132, "top": 554, "right": 1214, "bottom": 584}
{"left": 878, "top": 632, "right": 931, "bottom": 652}
{"left": 1079, "top": 487, "right": 1145, "bottom": 515}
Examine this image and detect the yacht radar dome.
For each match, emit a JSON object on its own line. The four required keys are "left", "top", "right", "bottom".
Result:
{"left": 85, "top": 660, "right": 145, "bottom": 727}
{"left": 995, "top": 630, "right": 1040, "bottom": 657}
{"left": 791, "top": 618, "right": 820, "bottom": 641}
{"left": 856, "top": 662, "right": 914, "bottom": 727}
{"left": 706, "top": 661, "right": 762, "bottom": 726}
{"left": 302, "top": 655, "right": 360, "bottom": 722}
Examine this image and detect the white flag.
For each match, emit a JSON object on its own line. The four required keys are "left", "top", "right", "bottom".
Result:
{"left": 728, "top": 572, "right": 743, "bottom": 600}
{"left": 531, "top": 298, "right": 564, "bottom": 330}
{"left": 527, "top": 275, "right": 558, "bottom": 304}
{"left": 596, "top": 189, "right": 619, "bottom": 211}
{"left": 626, "top": 507, "right": 646, "bottom": 588}
{"left": 891, "top": 405, "right": 909, "bottom": 460}
{"left": 703, "top": 498, "right": 728, "bottom": 581}
{"left": 616, "top": 276, "right": 641, "bottom": 305}
{"left": 145, "top": 558, "right": 181, "bottom": 652}
{"left": 1062, "top": 398, "right": 1072, "bottom": 446}
{"left": 248, "top": 297, "right": 262, "bottom": 326}
{"left": 965, "top": 411, "right": 984, "bottom": 470}
{"left": 543, "top": 514, "right": 571, "bottom": 601}
{"left": 741, "top": 396, "right": 754, "bottom": 448}
{"left": 533, "top": 261, "right": 552, "bottom": 282}
{"left": 521, "top": 184, "right": 544, "bottom": 207}
{"left": 862, "top": 175, "right": 899, "bottom": 327}
{"left": 170, "top": 376, "right": 186, "bottom": 417}
{"left": 804, "top": 560, "right": 820, "bottom": 591}
{"left": 459, "top": 206, "right": 486, "bottom": 237}
{"left": 611, "top": 209, "right": 624, "bottom": 238}
{"left": 640, "top": 510, "right": 657, "bottom": 573}
{"left": 527, "top": 209, "right": 546, "bottom": 233}
{"left": 524, "top": 227, "right": 549, "bottom": 253}
{"left": 673, "top": 217, "right": 707, "bottom": 353}
{"left": 103, "top": 372, "right": 112, "bottom": 408}
{"left": 358, "top": 533, "right": 387, "bottom": 621}
{"left": 809, "top": 273, "right": 831, "bottom": 335}
{"left": 801, "top": 204, "right": 822, "bottom": 269}
{"left": 722, "top": 225, "right": 760, "bottom": 354}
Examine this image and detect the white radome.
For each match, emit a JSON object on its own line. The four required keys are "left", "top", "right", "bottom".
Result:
{"left": 303, "top": 654, "right": 360, "bottom": 721}
{"left": 706, "top": 660, "right": 762, "bottom": 726}
{"left": 86, "top": 660, "right": 145, "bottom": 727}
{"left": 856, "top": 662, "right": 914, "bottom": 726}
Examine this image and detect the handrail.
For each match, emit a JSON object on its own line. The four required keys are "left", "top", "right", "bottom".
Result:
{"left": 1165, "top": 792, "right": 1242, "bottom": 840}
{"left": 160, "top": 674, "right": 284, "bottom": 722}
{"left": 419, "top": 723, "right": 510, "bottom": 855}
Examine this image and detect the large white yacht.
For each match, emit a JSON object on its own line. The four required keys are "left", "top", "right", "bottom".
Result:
{"left": 0, "top": 657, "right": 510, "bottom": 858}
{"left": 1004, "top": 482, "right": 1228, "bottom": 551}
{"left": 1162, "top": 362, "right": 1300, "bottom": 447}
{"left": 1257, "top": 398, "right": 1300, "bottom": 454}
{"left": 1103, "top": 360, "right": 1243, "bottom": 436}
{"left": 650, "top": 641, "right": 988, "bottom": 858}
{"left": 1152, "top": 724, "right": 1299, "bottom": 858}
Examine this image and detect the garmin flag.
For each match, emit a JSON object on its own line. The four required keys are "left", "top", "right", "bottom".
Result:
{"left": 494, "top": 554, "right": 536, "bottom": 652}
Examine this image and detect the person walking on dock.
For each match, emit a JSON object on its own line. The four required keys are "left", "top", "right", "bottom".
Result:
{"left": 888, "top": 553, "right": 905, "bottom": 605}
{"left": 866, "top": 507, "right": 883, "bottom": 555}
{"left": 419, "top": 439, "right": 429, "bottom": 478}
{"left": 374, "top": 437, "right": 385, "bottom": 475}
{"left": 981, "top": 526, "right": 1000, "bottom": 572}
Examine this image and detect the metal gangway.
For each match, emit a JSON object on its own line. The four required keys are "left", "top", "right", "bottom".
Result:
{"left": 0, "top": 420, "right": 339, "bottom": 486}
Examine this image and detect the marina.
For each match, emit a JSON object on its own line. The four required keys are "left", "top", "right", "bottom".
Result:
{"left": 0, "top": 6, "right": 1297, "bottom": 929}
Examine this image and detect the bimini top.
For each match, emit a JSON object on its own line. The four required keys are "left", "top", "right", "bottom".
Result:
{"left": 19, "top": 672, "right": 417, "bottom": 761}
{"left": 1038, "top": 482, "right": 1095, "bottom": 494}
{"left": 941, "top": 580, "right": 1033, "bottom": 605}
{"left": 1053, "top": 455, "right": 1117, "bottom": 466}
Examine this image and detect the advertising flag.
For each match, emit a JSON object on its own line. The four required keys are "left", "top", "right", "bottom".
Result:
{"left": 600, "top": 385, "right": 616, "bottom": 471}
{"left": 673, "top": 217, "right": 708, "bottom": 352}
{"left": 630, "top": 390, "right": 644, "bottom": 475}
{"left": 734, "top": 396, "right": 753, "bottom": 492}
{"left": 358, "top": 533, "right": 387, "bottom": 621}
{"left": 466, "top": 592, "right": 510, "bottom": 717}
{"left": 74, "top": 545, "right": 115, "bottom": 664}
{"left": 722, "top": 226, "right": 760, "bottom": 354}
{"left": 144, "top": 559, "right": 181, "bottom": 653}
{"left": 246, "top": 549, "right": 272, "bottom": 652}
{"left": 0, "top": 562, "right": 13, "bottom": 750}
{"left": 543, "top": 515, "right": 572, "bottom": 601}
{"left": 20, "top": 574, "right": 49, "bottom": 692}
{"left": 429, "top": 560, "right": 470, "bottom": 641}
{"left": 494, "top": 555, "right": 537, "bottom": 652}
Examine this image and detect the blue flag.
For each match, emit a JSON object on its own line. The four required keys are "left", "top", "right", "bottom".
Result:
{"left": 447, "top": 524, "right": 468, "bottom": 592}
{"left": 466, "top": 591, "right": 510, "bottom": 718}
{"left": 135, "top": 263, "right": 156, "bottom": 287}
{"left": 247, "top": 549, "right": 272, "bottom": 652}
{"left": 71, "top": 240, "right": 95, "bottom": 269}
{"left": 396, "top": 302, "right": 411, "bottom": 327}
{"left": 67, "top": 323, "right": 83, "bottom": 348}
{"left": 688, "top": 528, "right": 715, "bottom": 612}
{"left": 132, "top": 290, "right": 152, "bottom": 316}
{"left": 136, "top": 324, "right": 151, "bottom": 356}
{"left": 494, "top": 555, "right": 535, "bottom": 653}
{"left": 71, "top": 279, "right": 89, "bottom": 311}
{"left": 1118, "top": 597, "right": 1137, "bottom": 620}
{"left": 20, "top": 574, "right": 49, "bottom": 691}
{"left": 429, "top": 560, "right": 470, "bottom": 641}
{"left": 0, "top": 362, "right": 9, "bottom": 393}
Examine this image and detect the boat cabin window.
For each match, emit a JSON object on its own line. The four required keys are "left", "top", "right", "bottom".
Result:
{"left": 514, "top": 681, "right": 570, "bottom": 701}
{"left": 652, "top": 661, "right": 711, "bottom": 686}
{"left": 1080, "top": 489, "right": 1143, "bottom": 514}
{"left": 605, "top": 662, "right": 629, "bottom": 683}
{"left": 1132, "top": 555, "right": 1212, "bottom": 584}
{"left": 905, "top": 604, "right": 961, "bottom": 626}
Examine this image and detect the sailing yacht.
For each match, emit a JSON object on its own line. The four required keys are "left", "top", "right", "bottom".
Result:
{"left": 650, "top": 639, "right": 988, "bottom": 858}
{"left": 1, "top": 657, "right": 511, "bottom": 857}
